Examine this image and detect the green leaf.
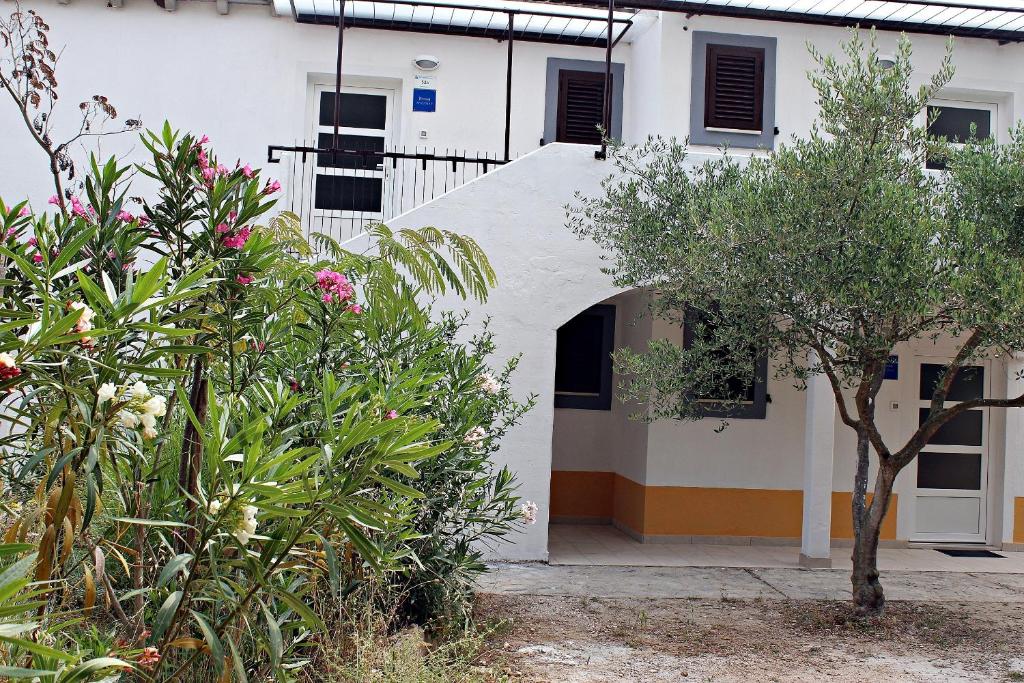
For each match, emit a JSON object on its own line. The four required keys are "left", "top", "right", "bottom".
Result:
{"left": 151, "top": 590, "right": 182, "bottom": 642}
{"left": 191, "top": 610, "right": 224, "bottom": 675}
{"left": 156, "top": 553, "right": 193, "bottom": 588}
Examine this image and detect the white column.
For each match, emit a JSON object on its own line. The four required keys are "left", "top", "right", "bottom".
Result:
{"left": 1003, "top": 353, "right": 1024, "bottom": 548}
{"left": 800, "top": 357, "right": 837, "bottom": 568}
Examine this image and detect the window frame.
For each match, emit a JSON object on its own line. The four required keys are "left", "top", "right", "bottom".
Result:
{"left": 689, "top": 31, "right": 777, "bottom": 151}
{"left": 682, "top": 308, "right": 768, "bottom": 419}
{"left": 543, "top": 58, "right": 624, "bottom": 146}
{"left": 554, "top": 304, "right": 616, "bottom": 411}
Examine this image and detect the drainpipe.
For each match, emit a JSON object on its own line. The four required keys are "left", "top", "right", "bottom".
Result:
{"left": 504, "top": 11, "right": 515, "bottom": 162}
{"left": 596, "top": 0, "right": 613, "bottom": 160}
{"left": 333, "top": 0, "right": 347, "bottom": 150}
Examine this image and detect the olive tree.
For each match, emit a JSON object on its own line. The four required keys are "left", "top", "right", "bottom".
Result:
{"left": 570, "top": 32, "right": 1024, "bottom": 615}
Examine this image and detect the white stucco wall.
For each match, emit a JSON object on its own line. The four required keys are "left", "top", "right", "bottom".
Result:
{"left": 387, "top": 143, "right": 626, "bottom": 560}
{"left": 0, "top": 1, "right": 630, "bottom": 209}
{"left": 551, "top": 288, "right": 652, "bottom": 484}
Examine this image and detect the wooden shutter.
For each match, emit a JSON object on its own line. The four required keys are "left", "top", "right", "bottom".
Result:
{"left": 704, "top": 44, "right": 765, "bottom": 132}
{"left": 556, "top": 70, "right": 609, "bottom": 145}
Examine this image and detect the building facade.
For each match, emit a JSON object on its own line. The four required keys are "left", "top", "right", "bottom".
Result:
{"left": 2, "top": 0, "right": 1024, "bottom": 565}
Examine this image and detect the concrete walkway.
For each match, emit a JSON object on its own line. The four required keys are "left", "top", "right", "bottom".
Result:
{"left": 550, "top": 523, "right": 1024, "bottom": 573}
{"left": 479, "top": 562, "right": 1024, "bottom": 602}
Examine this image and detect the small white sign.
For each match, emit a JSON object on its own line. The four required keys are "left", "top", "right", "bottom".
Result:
{"left": 414, "top": 74, "right": 436, "bottom": 89}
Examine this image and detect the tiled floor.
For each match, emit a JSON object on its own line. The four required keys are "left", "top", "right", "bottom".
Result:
{"left": 549, "top": 523, "right": 1024, "bottom": 573}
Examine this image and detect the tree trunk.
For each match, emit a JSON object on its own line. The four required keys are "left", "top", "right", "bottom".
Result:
{"left": 176, "top": 357, "right": 208, "bottom": 552}
{"left": 851, "top": 456, "right": 896, "bottom": 616}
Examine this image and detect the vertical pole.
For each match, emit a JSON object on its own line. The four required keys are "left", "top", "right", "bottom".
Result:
{"left": 503, "top": 11, "right": 514, "bottom": 162}
{"left": 333, "top": 0, "right": 347, "bottom": 150}
{"left": 597, "top": 0, "right": 613, "bottom": 160}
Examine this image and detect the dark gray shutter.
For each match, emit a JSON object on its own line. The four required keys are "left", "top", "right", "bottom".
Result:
{"left": 704, "top": 44, "right": 765, "bottom": 132}
{"left": 556, "top": 70, "right": 608, "bottom": 145}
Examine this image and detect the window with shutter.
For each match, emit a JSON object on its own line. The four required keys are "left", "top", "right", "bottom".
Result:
{"left": 556, "top": 70, "right": 609, "bottom": 145}
{"left": 704, "top": 44, "right": 765, "bottom": 132}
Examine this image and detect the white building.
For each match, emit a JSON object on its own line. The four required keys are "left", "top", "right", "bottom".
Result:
{"left": 3, "top": 0, "right": 1024, "bottom": 565}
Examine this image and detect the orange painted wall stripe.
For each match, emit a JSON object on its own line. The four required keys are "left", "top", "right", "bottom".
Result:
{"left": 549, "top": 470, "right": 614, "bottom": 520}
{"left": 1015, "top": 497, "right": 1024, "bottom": 544}
{"left": 551, "top": 470, "right": 898, "bottom": 540}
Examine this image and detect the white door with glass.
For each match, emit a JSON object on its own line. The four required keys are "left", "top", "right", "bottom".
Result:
{"left": 911, "top": 359, "right": 989, "bottom": 543}
{"left": 309, "top": 85, "right": 395, "bottom": 240}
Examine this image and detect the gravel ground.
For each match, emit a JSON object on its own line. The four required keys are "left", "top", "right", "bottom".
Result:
{"left": 474, "top": 592, "right": 1024, "bottom": 682}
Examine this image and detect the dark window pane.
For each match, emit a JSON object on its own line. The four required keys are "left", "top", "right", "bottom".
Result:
{"left": 316, "top": 133, "right": 385, "bottom": 169}
{"left": 314, "top": 175, "right": 383, "bottom": 212}
{"left": 919, "top": 364, "right": 984, "bottom": 401}
{"left": 919, "top": 408, "right": 983, "bottom": 446}
{"left": 917, "top": 451, "right": 982, "bottom": 490}
{"left": 928, "top": 106, "right": 991, "bottom": 143}
{"left": 684, "top": 308, "right": 757, "bottom": 403}
{"left": 319, "top": 92, "right": 387, "bottom": 129}
{"left": 555, "top": 312, "right": 607, "bottom": 395}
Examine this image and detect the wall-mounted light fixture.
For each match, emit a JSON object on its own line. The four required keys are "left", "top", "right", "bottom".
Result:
{"left": 413, "top": 54, "right": 441, "bottom": 71}
{"left": 878, "top": 54, "right": 897, "bottom": 70}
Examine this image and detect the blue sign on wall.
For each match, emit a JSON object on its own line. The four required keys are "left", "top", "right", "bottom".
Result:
{"left": 412, "top": 88, "right": 436, "bottom": 112}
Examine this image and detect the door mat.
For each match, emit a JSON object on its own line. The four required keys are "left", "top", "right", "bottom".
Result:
{"left": 935, "top": 548, "right": 1003, "bottom": 558}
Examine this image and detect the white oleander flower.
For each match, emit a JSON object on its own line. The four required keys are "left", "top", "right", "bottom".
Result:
{"left": 119, "top": 411, "right": 139, "bottom": 428}
{"left": 0, "top": 352, "right": 16, "bottom": 369}
{"left": 463, "top": 426, "right": 487, "bottom": 448}
{"left": 479, "top": 372, "right": 501, "bottom": 395}
{"left": 131, "top": 381, "right": 150, "bottom": 400}
{"left": 142, "top": 426, "right": 157, "bottom": 441}
{"left": 142, "top": 395, "right": 167, "bottom": 417}
{"left": 140, "top": 412, "right": 157, "bottom": 429}
{"left": 97, "top": 382, "right": 117, "bottom": 403}
{"left": 520, "top": 501, "right": 539, "bottom": 525}
{"left": 208, "top": 499, "right": 223, "bottom": 515}
{"left": 69, "top": 301, "right": 95, "bottom": 333}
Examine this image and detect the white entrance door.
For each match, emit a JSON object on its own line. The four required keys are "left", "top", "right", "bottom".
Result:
{"left": 309, "top": 85, "right": 395, "bottom": 241}
{"left": 911, "top": 359, "right": 989, "bottom": 543}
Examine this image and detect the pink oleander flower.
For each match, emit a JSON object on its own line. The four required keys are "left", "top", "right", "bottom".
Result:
{"left": 215, "top": 223, "right": 230, "bottom": 234}
{"left": 27, "top": 237, "right": 37, "bottom": 247}
{"left": 346, "top": 304, "right": 363, "bottom": 314}
{"left": 0, "top": 352, "right": 22, "bottom": 381}
{"left": 47, "top": 195, "right": 60, "bottom": 206}
{"left": 242, "top": 164, "right": 254, "bottom": 178}
{"left": 18, "top": 206, "right": 29, "bottom": 217}
{"left": 202, "top": 167, "right": 215, "bottom": 182}
{"left": 216, "top": 164, "right": 228, "bottom": 176}
{"left": 222, "top": 226, "right": 251, "bottom": 249}
{"left": 138, "top": 215, "right": 150, "bottom": 226}
{"left": 236, "top": 274, "right": 254, "bottom": 285}
{"left": 123, "top": 262, "right": 134, "bottom": 271}
{"left": 228, "top": 210, "right": 237, "bottom": 222}
{"left": 5, "top": 227, "right": 15, "bottom": 239}
{"left": 70, "top": 197, "right": 89, "bottom": 218}
{"left": 138, "top": 647, "right": 161, "bottom": 666}
{"left": 263, "top": 179, "right": 281, "bottom": 195}
{"left": 315, "top": 269, "right": 354, "bottom": 304}
{"left": 32, "top": 253, "right": 42, "bottom": 264}
{"left": 107, "top": 249, "right": 117, "bottom": 259}
{"left": 256, "top": 341, "right": 266, "bottom": 352}
{"left": 116, "top": 210, "right": 135, "bottom": 222}
{"left": 198, "top": 134, "right": 209, "bottom": 145}
{"left": 385, "top": 410, "right": 398, "bottom": 420}
{"left": 197, "top": 150, "right": 209, "bottom": 168}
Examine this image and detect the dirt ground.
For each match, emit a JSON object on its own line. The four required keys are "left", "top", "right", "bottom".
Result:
{"left": 475, "top": 593, "right": 1024, "bottom": 682}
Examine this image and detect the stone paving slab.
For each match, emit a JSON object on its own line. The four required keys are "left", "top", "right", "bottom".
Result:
{"left": 479, "top": 562, "right": 1024, "bottom": 602}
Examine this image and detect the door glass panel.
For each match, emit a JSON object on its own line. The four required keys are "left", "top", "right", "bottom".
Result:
{"left": 915, "top": 497, "right": 981, "bottom": 535}
{"left": 919, "top": 364, "right": 984, "bottom": 401}
{"left": 917, "top": 451, "right": 982, "bottom": 490}
{"left": 918, "top": 408, "right": 983, "bottom": 446}
{"left": 316, "top": 133, "right": 385, "bottom": 169}
{"left": 319, "top": 92, "right": 388, "bottom": 129}
{"left": 314, "top": 175, "right": 383, "bottom": 212}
